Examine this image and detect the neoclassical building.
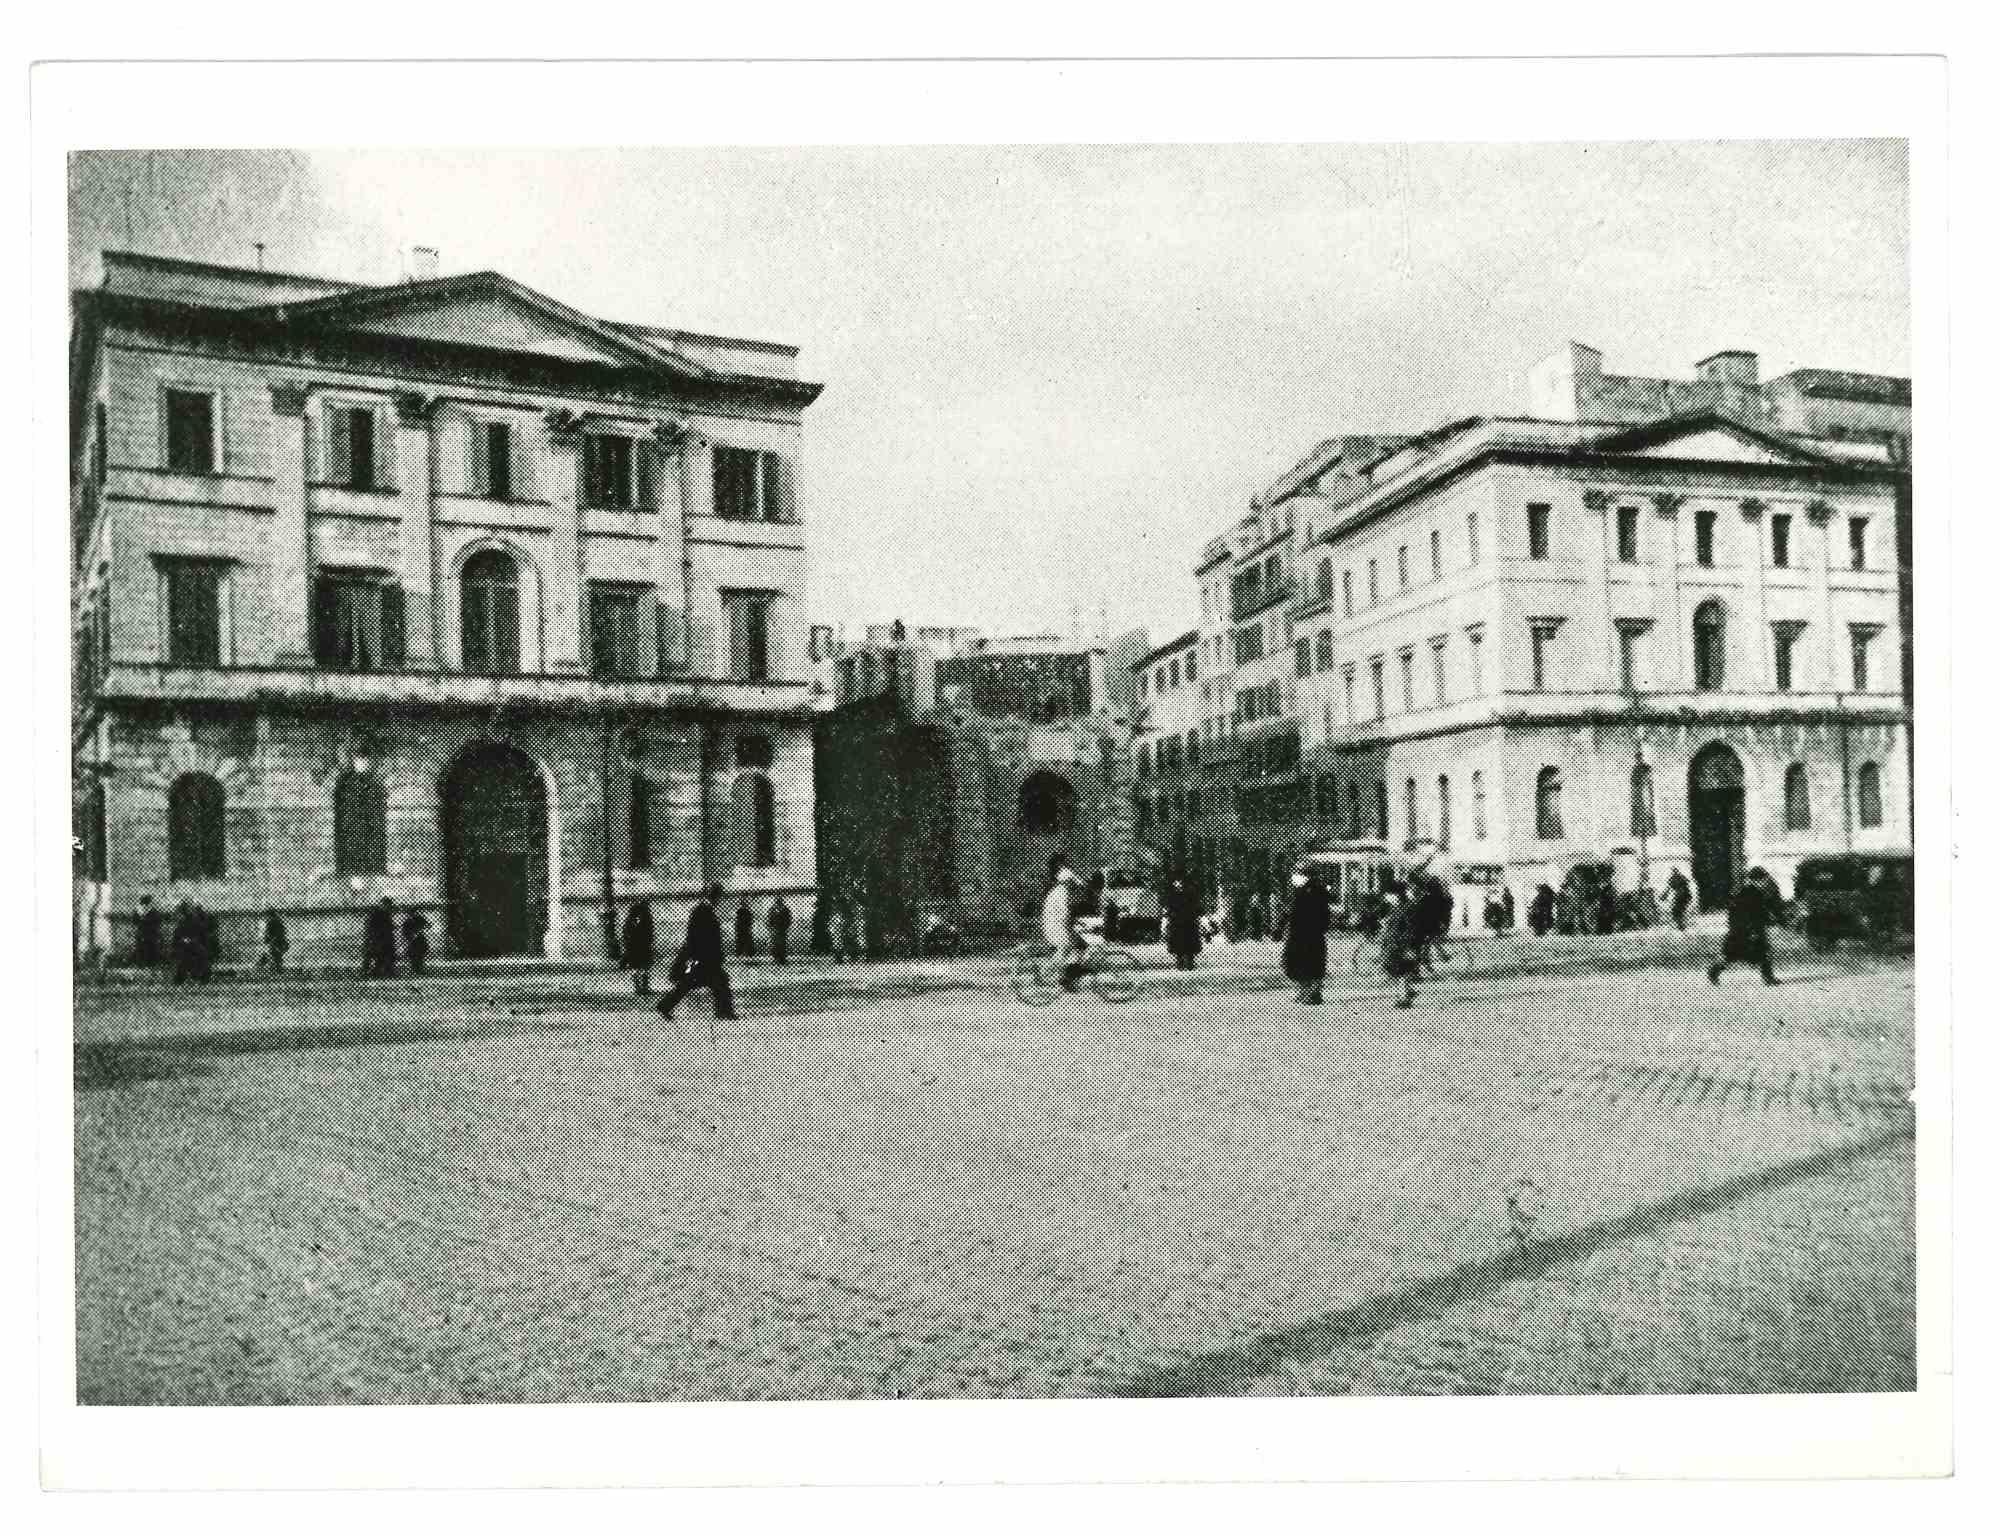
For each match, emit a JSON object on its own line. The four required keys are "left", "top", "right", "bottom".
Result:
{"left": 1285, "top": 409, "right": 1911, "bottom": 914}
{"left": 72, "top": 250, "right": 823, "bottom": 963}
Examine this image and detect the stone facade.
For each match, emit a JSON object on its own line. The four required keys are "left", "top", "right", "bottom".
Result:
{"left": 72, "top": 251, "right": 823, "bottom": 966}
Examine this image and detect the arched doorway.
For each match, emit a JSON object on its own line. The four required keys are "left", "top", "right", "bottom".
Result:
{"left": 441, "top": 741, "right": 548, "bottom": 957}
{"left": 1688, "top": 742, "right": 1746, "bottom": 911}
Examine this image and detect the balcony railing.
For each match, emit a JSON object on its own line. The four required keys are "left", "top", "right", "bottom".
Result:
{"left": 1230, "top": 577, "right": 1294, "bottom": 624}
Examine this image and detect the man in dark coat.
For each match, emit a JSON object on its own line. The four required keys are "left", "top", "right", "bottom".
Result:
{"left": 1664, "top": 868, "right": 1693, "bottom": 931}
{"left": 191, "top": 901, "right": 218, "bottom": 982}
{"left": 364, "top": 897, "right": 398, "bottom": 978}
{"left": 169, "top": 899, "right": 200, "bottom": 984}
{"left": 1379, "top": 880, "right": 1422, "bottom": 1008}
{"left": 1164, "top": 875, "right": 1203, "bottom": 970}
{"left": 1278, "top": 862, "right": 1331, "bottom": 1004}
{"left": 1527, "top": 883, "right": 1557, "bottom": 936}
{"left": 621, "top": 898, "right": 656, "bottom": 994}
{"left": 658, "top": 884, "right": 737, "bottom": 1021}
{"left": 1708, "top": 867, "right": 1781, "bottom": 985}
{"left": 1412, "top": 868, "right": 1454, "bottom": 976}
{"left": 734, "top": 899, "right": 757, "bottom": 959}
{"left": 133, "top": 896, "right": 164, "bottom": 970}
{"left": 401, "top": 909, "right": 431, "bottom": 975}
{"left": 766, "top": 895, "right": 793, "bottom": 965}
{"left": 261, "top": 909, "right": 289, "bottom": 972}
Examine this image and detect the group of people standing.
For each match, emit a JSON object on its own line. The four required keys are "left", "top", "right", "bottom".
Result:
{"left": 361, "top": 897, "right": 430, "bottom": 978}
{"left": 132, "top": 895, "right": 220, "bottom": 985}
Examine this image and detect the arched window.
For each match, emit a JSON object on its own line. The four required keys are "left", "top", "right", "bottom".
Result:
{"left": 168, "top": 772, "right": 225, "bottom": 880}
{"left": 461, "top": 548, "right": 521, "bottom": 675}
{"left": 1018, "top": 771, "right": 1077, "bottom": 835}
{"left": 1535, "top": 766, "right": 1564, "bottom": 840}
{"left": 1317, "top": 557, "right": 1334, "bottom": 603}
{"left": 1437, "top": 774, "right": 1452, "bottom": 850}
{"left": 732, "top": 772, "right": 777, "bottom": 867}
{"left": 1693, "top": 599, "right": 1727, "bottom": 691}
{"left": 1785, "top": 762, "right": 1812, "bottom": 831}
{"left": 1629, "top": 762, "right": 1657, "bottom": 838}
{"left": 333, "top": 768, "right": 388, "bottom": 875}
{"left": 1472, "top": 769, "right": 1487, "bottom": 841}
{"left": 735, "top": 733, "right": 773, "bottom": 771}
{"left": 628, "top": 772, "right": 653, "bottom": 869}
{"left": 1404, "top": 776, "right": 1418, "bottom": 846}
{"left": 1857, "top": 762, "right": 1884, "bottom": 829}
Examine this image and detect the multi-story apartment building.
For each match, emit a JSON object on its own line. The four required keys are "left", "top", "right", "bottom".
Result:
{"left": 1131, "top": 627, "right": 1203, "bottom": 877}
{"left": 1288, "top": 405, "right": 1909, "bottom": 918}
{"left": 71, "top": 250, "right": 824, "bottom": 963}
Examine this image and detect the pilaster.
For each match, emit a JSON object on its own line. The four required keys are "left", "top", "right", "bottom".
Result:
{"left": 393, "top": 391, "right": 438, "bottom": 669}
{"left": 1581, "top": 489, "right": 1616, "bottom": 689}
{"left": 1807, "top": 499, "right": 1837, "bottom": 691}
{"left": 268, "top": 380, "right": 312, "bottom": 664}
{"left": 1652, "top": 492, "right": 1685, "bottom": 690}
{"left": 1739, "top": 498, "right": 1770, "bottom": 691}
{"left": 543, "top": 410, "right": 585, "bottom": 674}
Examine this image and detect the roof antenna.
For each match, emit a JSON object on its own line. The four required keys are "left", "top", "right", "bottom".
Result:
{"left": 253, "top": 242, "right": 266, "bottom": 271}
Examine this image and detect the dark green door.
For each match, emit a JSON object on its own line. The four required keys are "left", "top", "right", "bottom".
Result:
{"left": 442, "top": 742, "right": 547, "bottom": 957}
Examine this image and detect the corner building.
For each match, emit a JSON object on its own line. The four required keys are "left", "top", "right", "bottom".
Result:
{"left": 1287, "top": 410, "right": 1910, "bottom": 918}
{"left": 72, "top": 252, "right": 823, "bottom": 963}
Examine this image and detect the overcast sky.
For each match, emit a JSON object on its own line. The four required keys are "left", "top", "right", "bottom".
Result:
{"left": 69, "top": 142, "right": 1909, "bottom": 645}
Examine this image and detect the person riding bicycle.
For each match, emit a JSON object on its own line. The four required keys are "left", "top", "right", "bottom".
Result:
{"left": 1411, "top": 862, "right": 1454, "bottom": 977}
{"left": 1041, "top": 854, "right": 1089, "bottom": 993}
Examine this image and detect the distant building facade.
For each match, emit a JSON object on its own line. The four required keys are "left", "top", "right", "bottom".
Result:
{"left": 72, "top": 250, "right": 823, "bottom": 964}
{"left": 817, "top": 627, "right": 1137, "bottom": 947}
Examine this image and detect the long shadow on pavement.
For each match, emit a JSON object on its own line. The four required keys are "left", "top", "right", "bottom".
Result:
{"left": 1112, "top": 1117, "right": 1915, "bottom": 1398}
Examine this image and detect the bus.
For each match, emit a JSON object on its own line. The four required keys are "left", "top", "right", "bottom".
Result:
{"left": 1298, "top": 842, "right": 1397, "bottom": 931}
{"left": 1098, "top": 866, "right": 1162, "bottom": 944}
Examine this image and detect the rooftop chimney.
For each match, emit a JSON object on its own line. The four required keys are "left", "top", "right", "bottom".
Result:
{"left": 407, "top": 245, "right": 439, "bottom": 283}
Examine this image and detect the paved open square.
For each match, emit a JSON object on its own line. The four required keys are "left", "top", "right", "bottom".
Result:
{"left": 73, "top": 930, "right": 1915, "bottom": 1402}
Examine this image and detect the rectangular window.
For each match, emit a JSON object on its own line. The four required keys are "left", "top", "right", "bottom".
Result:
{"left": 1694, "top": 508, "right": 1717, "bottom": 567}
{"left": 1185, "top": 651, "right": 1197, "bottom": 682}
{"left": 1295, "top": 637, "right": 1311, "bottom": 678}
{"left": 1314, "top": 629, "right": 1334, "bottom": 672}
{"left": 1468, "top": 628, "right": 1485, "bottom": 695}
{"left": 1617, "top": 625, "right": 1647, "bottom": 693}
{"left": 1529, "top": 624, "right": 1553, "bottom": 690}
{"left": 313, "top": 570, "right": 405, "bottom": 672}
{"left": 1771, "top": 513, "right": 1792, "bottom": 568}
{"left": 483, "top": 421, "right": 514, "bottom": 500}
{"left": 1849, "top": 517, "right": 1869, "bottom": 571}
{"left": 1342, "top": 570, "right": 1353, "bottom": 617}
{"left": 1370, "top": 658, "right": 1386, "bottom": 720}
{"left": 1430, "top": 528, "right": 1442, "bottom": 581}
{"left": 584, "top": 434, "right": 640, "bottom": 510}
{"left": 1467, "top": 509, "right": 1482, "bottom": 565}
{"left": 1431, "top": 638, "right": 1447, "bottom": 706}
{"left": 589, "top": 583, "right": 649, "bottom": 680}
{"left": 163, "top": 388, "right": 215, "bottom": 475}
{"left": 1616, "top": 505, "right": 1640, "bottom": 563}
{"left": 1526, "top": 503, "right": 1551, "bottom": 560}
{"left": 1850, "top": 626, "right": 1875, "bottom": 691}
{"left": 331, "top": 405, "right": 379, "bottom": 491}
{"left": 725, "top": 591, "right": 775, "bottom": 681}
{"left": 161, "top": 559, "right": 223, "bottom": 666}
{"left": 1398, "top": 545, "right": 1410, "bottom": 589}
{"left": 1367, "top": 559, "right": 1379, "bottom": 603}
{"left": 1773, "top": 624, "right": 1801, "bottom": 692}
{"left": 1399, "top": 650, "right": 1415, "bottom": 713}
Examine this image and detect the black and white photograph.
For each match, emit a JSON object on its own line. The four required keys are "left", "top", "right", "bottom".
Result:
{"left": 33, "top": 54, "right": 1958, "bottom": 1492}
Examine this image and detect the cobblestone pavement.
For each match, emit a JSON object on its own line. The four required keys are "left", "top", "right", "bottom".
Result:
{"left": 73, "top": 932, "right": 1914, "bottom": 1402}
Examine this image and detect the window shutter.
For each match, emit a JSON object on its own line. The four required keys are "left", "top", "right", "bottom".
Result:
{"left": 312, "top": 574, "right": 339, "bottom": 665}
{"left": 768, "top": 454, "right": 796, "bottom": 522}
{"left": 513, "top": 421, "right": 536, "bottom": 502}
{"left": 465, "top": 416, "right": 488, "bottom": 498}
{"left": 327, "top": 405, "right": 353, "bottom": 488}
{"left": 493, "top": 581, "right": 521, "bottom": 674}
{"left": 381, "top": 583, "right": 406, "bottom": 668}
{"left": 637, "top": 439, "right": 656, "bottom": 509}
{"left": 655, "top": 600, "right": 681, "bottom": 677}
{"left": 728, "top": 598, "right": 750, "bottom": 680}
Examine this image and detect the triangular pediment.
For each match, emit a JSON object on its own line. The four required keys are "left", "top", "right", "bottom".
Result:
{"left": 1590, "top": 412, "right": 1832, "bottom": 467}
{"left": 343, "top": 291, "right": 642, "bottom": 365}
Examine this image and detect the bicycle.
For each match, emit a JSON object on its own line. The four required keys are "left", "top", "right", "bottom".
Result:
{"left": 1350, "top": 930, "right": 1459, "bottom": 975}
{"left": 1010, "top": 942, "right": 1140, "bottom": 1005}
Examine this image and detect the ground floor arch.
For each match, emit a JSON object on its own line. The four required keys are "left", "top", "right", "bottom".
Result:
{"left": 1688, "top": 741, "right": 1746, "bottom": 911}
{"left": 441, "top": 740, "right": 553, "bottom": 957}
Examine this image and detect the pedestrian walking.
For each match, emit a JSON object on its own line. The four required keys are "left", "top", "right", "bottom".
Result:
{"left": 401, "top": 909, "right": 431, "bottom": 975}
{"left": 1708, "top": 867, "right": 1782, "bottom": 986}
{"left": 767, "top": 895, "right": 793, "bottom": 964}
{"left": 261, "top": 908, "right": 289, "bottom": 973}
{"left": 657, "top": 885, "right": 737, "bottom": 1022}
{"left": 620, "top": 898, "right": 656, "bottom": 993}
{"left": 363, "top": 896, "right": 398, "bottom": 978}
{"left": 1277, "top": 861, "right": 1330, "bottom": 1005}
{"left": 1379, "top": 880, "right": 1422, "bottom": 1008}
{"left": 133, "top": 895, "right": 164, "bottom": 970}
{"left": 1527, "top": 882, "right": 1557, "bottom": 937}
{"left": 1484, "top": 885, "right": 1509, "bottom": 935}
{"left": 1412, "top": 865, "right": 1453, "bottom": 977}
{"left": 734, "top": 899, "right": 757, "bottom": 959}
{"left": 1164, "top": 874, "right": 1204, "bottom": 970}
{"left": 1501, "top": 885, "right": 1516, "bottom": 933}
{"left": 1664, "top": 868, "right": 1693, "bottom": 931}
{"left": 1101, "top": 896, "right": 1122, "bottom": 946}
{"left": 169, "top": 899, "right": 200, "bottom": 984}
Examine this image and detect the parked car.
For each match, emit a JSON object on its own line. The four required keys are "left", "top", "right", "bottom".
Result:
{"left": 1791, "top": 854, "right": 1914, "bottom": 950}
